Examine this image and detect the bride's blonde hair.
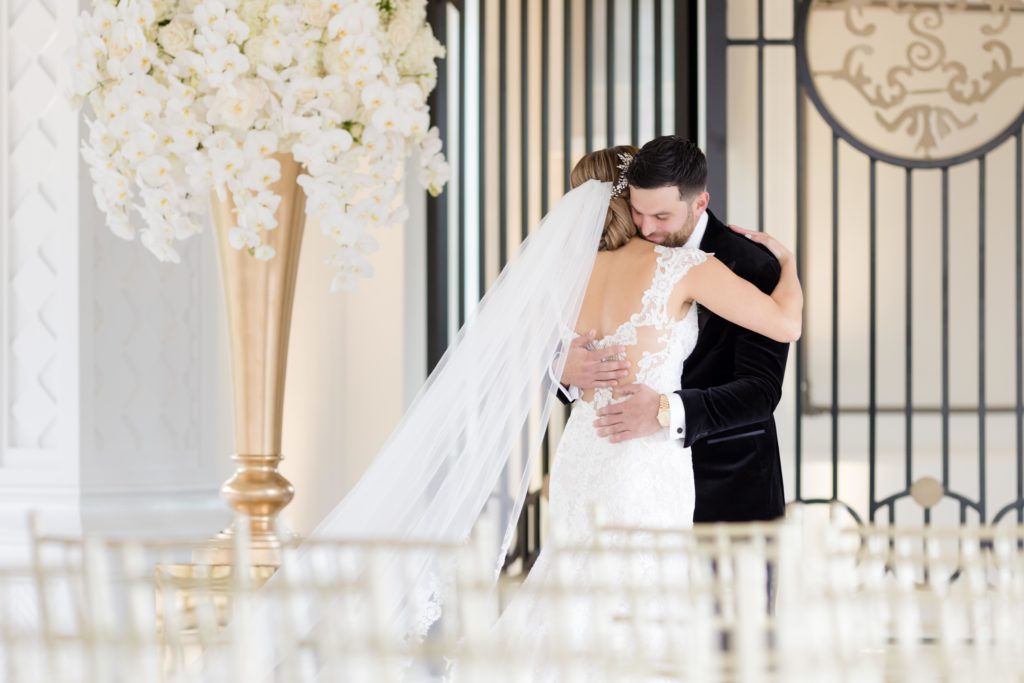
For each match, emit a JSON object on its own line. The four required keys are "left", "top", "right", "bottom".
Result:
{"left": 570, "top": 145, "right": 639, "bottom": 251}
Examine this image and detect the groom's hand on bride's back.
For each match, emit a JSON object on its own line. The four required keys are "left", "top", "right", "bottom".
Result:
{"left": 593, "top": 384, "right": 661, "bottom": 443}
{"left": 559, "top": 330, "right": 631, "bottom": 390}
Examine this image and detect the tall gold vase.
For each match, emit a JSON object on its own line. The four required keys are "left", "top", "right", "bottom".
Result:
{"left": 208, "top": 152, "right": 307, "bottom": 562}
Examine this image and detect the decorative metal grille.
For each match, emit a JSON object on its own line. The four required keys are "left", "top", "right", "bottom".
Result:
{"left": 708, "top": 0, "right": 1024, "bottom": 526}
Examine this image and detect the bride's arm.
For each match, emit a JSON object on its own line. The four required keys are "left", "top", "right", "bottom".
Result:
{"left": 683, "top": 231, "right": 802, "bottom": 343}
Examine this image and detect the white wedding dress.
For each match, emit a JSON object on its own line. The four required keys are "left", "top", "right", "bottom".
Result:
{"left": 486, "top": 245, "right": 709, "bottom": 678}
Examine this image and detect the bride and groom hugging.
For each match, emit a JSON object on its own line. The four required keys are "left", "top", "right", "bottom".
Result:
{"left": 551, "top": 135, "right": 796, "bottom": 535}
{"left": 286, "top": 134, "right": 803, "bottom": 665}
{"left": 484, "top": 135, "right": 801, "bottom": 658}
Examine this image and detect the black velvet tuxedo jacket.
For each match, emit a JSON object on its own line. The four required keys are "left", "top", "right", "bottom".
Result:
{"left": 682, "top": 210, "right": 788, "bottom": 522}
{"left": 560, "top": 209, "right": 789, "bottom": 523}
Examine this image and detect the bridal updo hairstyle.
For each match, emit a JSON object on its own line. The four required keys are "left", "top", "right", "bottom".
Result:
{"left": 569, "top": 145, "right": 639, "bottom": 251}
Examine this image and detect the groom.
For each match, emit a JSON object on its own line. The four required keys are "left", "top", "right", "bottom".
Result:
{"left": 560, "top": 136, "right": 789, "bottom": 524}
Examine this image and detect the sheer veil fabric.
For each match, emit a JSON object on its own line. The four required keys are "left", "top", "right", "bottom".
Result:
{"left": 310, "top": 178, "right": 610, "bottom": 566}
{"left": 228, "top": 180, "right": 612, "bottom": 679}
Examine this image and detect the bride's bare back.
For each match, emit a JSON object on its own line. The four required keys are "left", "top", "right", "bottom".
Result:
{"left": 575, "top": 237, "right": 696, "bottom": 403}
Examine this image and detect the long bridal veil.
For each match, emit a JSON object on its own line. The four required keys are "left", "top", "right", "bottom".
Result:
{"left": 310, "top": 177, "right": 609, "bottom": 560}
{"left": 228, "top": 179, "right": 612, "bottom": 676}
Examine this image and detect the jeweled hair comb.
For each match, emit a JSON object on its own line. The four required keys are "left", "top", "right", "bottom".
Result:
{"left": 611, "top": 152, "right": 634, "bottom": 198}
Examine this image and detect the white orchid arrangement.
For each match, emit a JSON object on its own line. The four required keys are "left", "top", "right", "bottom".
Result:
{"left": 69, "top": 0, "right": 450, "bottom": 291}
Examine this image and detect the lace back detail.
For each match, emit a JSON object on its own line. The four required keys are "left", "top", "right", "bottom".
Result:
{"left": 636, "top": 246, "right": 708, "bottom": 330}
{"left": 586, "top": 247, "right": 707, "bottom": 406}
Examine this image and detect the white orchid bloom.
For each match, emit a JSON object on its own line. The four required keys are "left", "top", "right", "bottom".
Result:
{"left": 228, "top": 226, "right": 261, "bottom": 250}
{"left": 320, "top": 128, "right": 354, "bottom": 160}
{"left": 420, "top": 153, "right": 451, "bottom": 197}
{"left": 294, "top": 27, "right": 323, "bottom": 65}
{"left": 327, "top": 3, "right": 380, "bottom": 41}
{"left": 239, "top": 200, "right": 278, "bottom": 232}
{"left": 261, "top": 32, "right": 295, "bottom": 68}
{"left": 251, "top": 244, "right": 275, "bottom": 260}
{"left": 319, "top": 210, "right": 360, "bottom": 238}
{"left": 167, "top": 113, "right": 212, "bottom": 155}
{"left": 120, "top": 132, "right": 157, "bottom": 166}
{"left": 420, "top": 125, "right": 443, "bottom": 157}
{"left": 86, "top": 4, "right": 119, "bottom": 37}
{"left": 252, "top": 189, "right": 282, "bottom": 211}
{"left": 369, "top": 105, "right": 405, "bottom": 135}
{"left": 123, "top": 1, "right": 157, "bottom": 31}
{"left": 240, "top": 157, "right": 282, "bottom": 191}
{"left": 207, "top": 77, "right": 268, "bottom": 129}
{"left": 202, "top": 130, "right": 238, "bottom": 153}
{"left": 266, "top": 3, "right": 300, "bottom": 33}
{"left": 193, "top": 1, "right": 228, "bottom": 31}
{"left": 139, "top": 186, "right": 180, "bottom": 219}
{"left": 404, "top": 109, "right": 429, "bottom": 139}
{"left": 217, "top": 11, "right": 251, "bottom": 44}
{"left": 243, "top": 129, "right": 279, "bottom": 158}
{"left": 166, "top": 50, "right": 204, "bottom": 83}
{"left": 359, "top": 79, "right": 393, "bottom": 110}
{"left": 204, "top": 44, "right": 250, "bottom": 87}
{"left": 138, "top": 155, "right": 175, "bottom": 188}
{"left": 208, "top": 144, "right": 246, "bottom": 188}
{"left": 129, "top": 93, "right": 163, "bottom": 126}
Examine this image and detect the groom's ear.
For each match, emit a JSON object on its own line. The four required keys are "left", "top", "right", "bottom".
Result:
{"left": 693, "top": 191, "right": 710, "bottom": 213}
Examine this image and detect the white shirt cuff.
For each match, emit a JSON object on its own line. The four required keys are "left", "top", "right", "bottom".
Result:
{"left": 559, "top": 384, "right": 581, "bottom": 401}
{"left": 667, "top": 392, "right": 685, "bottom": 441}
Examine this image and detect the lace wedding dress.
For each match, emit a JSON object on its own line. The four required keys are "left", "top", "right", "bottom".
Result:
{"left": 486, "top": 245, "right": 709, "bottom": 678}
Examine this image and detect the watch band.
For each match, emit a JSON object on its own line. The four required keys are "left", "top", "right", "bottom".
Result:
{"left": 657, "top": 394, "right": 671, "bottom": 427}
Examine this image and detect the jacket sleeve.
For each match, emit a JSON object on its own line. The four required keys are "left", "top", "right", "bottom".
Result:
{"left": 675, "top": 256, "right": 790, "bottom": 448}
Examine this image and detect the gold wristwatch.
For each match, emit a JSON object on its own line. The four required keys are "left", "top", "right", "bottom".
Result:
{"left": 657, "top": 394, "right": 671, "bottom": 428}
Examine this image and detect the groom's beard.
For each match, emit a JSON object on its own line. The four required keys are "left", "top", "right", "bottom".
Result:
{"left": 657, "top": 230, "right": 691, "bottom": 248}
{"left": 644, "top": 213, "right": 697, "bottom": 248}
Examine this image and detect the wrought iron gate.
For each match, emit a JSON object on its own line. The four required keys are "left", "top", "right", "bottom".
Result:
{"left": 708, "top": 0, "right": 1024, "bottom": 527}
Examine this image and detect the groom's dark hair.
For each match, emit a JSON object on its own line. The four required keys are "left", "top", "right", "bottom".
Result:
{"left": 628, "top": 136, "right": 707, "bottom": 200}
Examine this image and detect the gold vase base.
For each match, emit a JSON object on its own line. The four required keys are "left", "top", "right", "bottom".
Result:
{"left": 155, "top": 562, "right": 280, "bottom": 634}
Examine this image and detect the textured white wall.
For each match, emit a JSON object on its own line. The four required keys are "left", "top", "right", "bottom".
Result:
{"left": 1, "top": 0, "right": 86, "bottom": 556}
{"left": 0, "top": 0, "right": 236, "bottom": 549}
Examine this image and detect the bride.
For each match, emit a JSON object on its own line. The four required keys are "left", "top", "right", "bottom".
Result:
{"left": 240, "top": 144, "right": 801, "bottom": 679}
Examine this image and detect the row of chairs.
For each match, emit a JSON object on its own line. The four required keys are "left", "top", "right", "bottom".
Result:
{"left": 3, "top": 509, "right": 1024, "bottom": 681}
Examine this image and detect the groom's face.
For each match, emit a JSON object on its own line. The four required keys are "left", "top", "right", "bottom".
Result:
{"left": 628, "top": 185, "right": 708, "bottom": 248}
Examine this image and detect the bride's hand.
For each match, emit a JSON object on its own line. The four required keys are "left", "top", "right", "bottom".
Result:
{"left": 728, "top": 224, "right": 792, "bottom": 264}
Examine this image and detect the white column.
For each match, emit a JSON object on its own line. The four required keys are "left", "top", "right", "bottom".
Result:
{"left": 0, "top": 0, "right": 83, "bottom": 554}
{"left": 0, "top": 1, "right": 233, "bottom": 561}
